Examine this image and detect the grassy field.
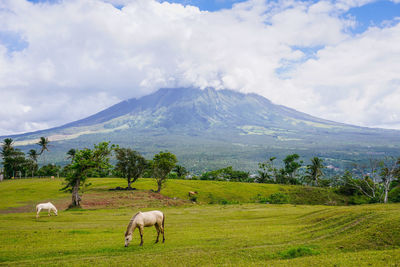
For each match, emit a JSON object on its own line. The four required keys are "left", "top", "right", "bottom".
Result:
{"left": 0, "top": 177, "right": 348, "bottom": 210}
{"left": 0, "top": 178, "right": 399, "bottom": 266}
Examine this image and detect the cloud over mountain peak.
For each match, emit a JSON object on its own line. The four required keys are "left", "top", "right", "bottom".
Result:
{"left": 0, "top": 0, "right": 400, "bottom": 135}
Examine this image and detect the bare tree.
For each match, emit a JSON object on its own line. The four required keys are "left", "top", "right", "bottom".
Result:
{"left": 345, "top": 158, "right": 400, "bottom": 203}
{"left": 346, "top": 159, "right": 382, "bottom": 202}
{"left": 380, "top": 157, "right": 400, "bottom": 204}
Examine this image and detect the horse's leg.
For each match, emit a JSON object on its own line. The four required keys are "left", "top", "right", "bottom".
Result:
{"left": 139, "top": 226, "right": 144, "bottom": 246}
{"left": 48, "top": 208, "right": 51, "bottom": 216}
{"left": 155, "top": 224, "right": 160, "bottom": 243}
{"left": 36, "top": 207, "right": 41, "bottom": 218}
{"left": 161, "top": 224, "right": 165, "bottom": 243}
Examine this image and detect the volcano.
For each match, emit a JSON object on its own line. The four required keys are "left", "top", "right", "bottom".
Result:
{"left": 6, "top": 87, "right": 400, "bottom": 172}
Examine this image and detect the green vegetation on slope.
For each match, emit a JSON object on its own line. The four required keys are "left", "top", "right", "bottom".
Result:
{"left": 0, "top": 178, "right": 399, "bottom": 266}
{"left": 0, "top": 178, "right": 348, "bottom": 210}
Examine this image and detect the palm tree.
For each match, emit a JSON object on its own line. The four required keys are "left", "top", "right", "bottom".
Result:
{"left": 37, "top": 137, "right": 50, "bottom": 155}
{"left": 306, "top": 157, "right": 324, "bottom": 186}
{"left": 37, "top": 137, "right": 50, "bottom": 165}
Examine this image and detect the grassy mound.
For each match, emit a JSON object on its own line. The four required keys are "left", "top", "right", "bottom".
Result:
{"left": 0, "top": 178, "right": 348, "bottom": 212}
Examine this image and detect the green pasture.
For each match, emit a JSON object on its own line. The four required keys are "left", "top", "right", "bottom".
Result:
{"left": 0, "top": 177, "right": 348, "bottom": 210}
{"left": 0, "top": 178, "right": 399, "bottom": 266}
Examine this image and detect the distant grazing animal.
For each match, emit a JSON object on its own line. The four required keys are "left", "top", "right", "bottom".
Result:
{"left": 36, "top": 202, "right": 58, "bottom": 218}
{"left": 188, "top": 191, "right": 198, "bottom": 197}
{"left": 124, "top": 210, "right": 165, "bottom": 247}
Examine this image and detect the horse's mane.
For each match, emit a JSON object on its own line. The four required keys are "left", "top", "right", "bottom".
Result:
{"left": 125, "top": 212, "right": 140, "bottom": 236}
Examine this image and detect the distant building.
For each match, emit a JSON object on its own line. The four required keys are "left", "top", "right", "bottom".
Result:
{"left": 326, "top": 165, "right": 340, "bottom": 171}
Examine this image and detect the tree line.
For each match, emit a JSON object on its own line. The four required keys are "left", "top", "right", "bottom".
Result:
{"left": 1, "top": 138, "right": 400, "bottom": 205}
{"left": 0, "top": 137, "right": 50, "bottom": 179}
{"left": 197, "top": 154, "right": 400, "bottom": 204}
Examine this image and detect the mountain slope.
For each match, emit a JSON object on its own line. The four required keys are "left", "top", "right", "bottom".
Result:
{"left": 5, "top": 87, "right": 400, "bottom": 172}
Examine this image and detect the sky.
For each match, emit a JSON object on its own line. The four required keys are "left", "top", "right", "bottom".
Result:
{"left": 0, "top": 0, "right": 400, "bottom": 135}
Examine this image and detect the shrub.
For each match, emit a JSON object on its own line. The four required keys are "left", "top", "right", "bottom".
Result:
{"left": 254, "top": 194, "right": 269, "bottom": 204}
{"left": 268, "top": 192, "right": 289, "bottom": 204}
{"left": 278, "top": 246, "right": 319, "bottom": 259}
{"left": 389, "top": 186, "right": 400, "bottom": 203}
{"left": 190, "top": 195, "right": 198, "bottom": 202}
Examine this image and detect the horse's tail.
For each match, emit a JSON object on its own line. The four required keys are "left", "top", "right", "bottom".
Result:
{"left": 162, "top": 213, "right": 165, "bottom": 229}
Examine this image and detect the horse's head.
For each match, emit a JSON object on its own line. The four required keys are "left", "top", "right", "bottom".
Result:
{"left": 124, "top": 234, "right": 132, "bottom": 247}
{"left": 54, "top": 209, "right": 58, "bottom": 216}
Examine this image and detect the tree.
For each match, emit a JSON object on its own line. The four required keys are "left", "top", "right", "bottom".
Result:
{"left": 1, "top": 138, "right": 26, "bottom": 179}
{"left": 61, "top": 142, "right": 114, "bottom": 208}
{"left": 343, "top": 159, "right": 382, "bottom": 203}
{"left": 305, "top": 157, "right": 325, "bottom": 186}
{"left": 37, "top": 164, "right": 61, "bottom": 177}
{"left": 37, "top": 137, "right": 50, "bottom": 164}
{"left": 283, "top": 154, "right": 302, "bottom": 178}
{"left": 200, "top": 166, "right": 249, "bottom": 182}
{"left": 37, "top": 137, "right": 50, "bottom": 155}
{"left": 380, "top": 157, "right": 400, "bottom": 203}
{"left": 66, "top": 149, "right": 76, "bottom": 162}
{"left": 152, "top": 151, "right": 177, "bottom": 193}
{"left": 27, "top": 149, "right": 39, "bottom": 177}
{"left": 2, "top": 138, "right": 13, "bottom": 153}
{"left": 25, "top": 159, "right": 38, "bottom": 178}
{"left": 1, "top": 139, "right": 14, "bottom": 178}
{"left": 114, "top": 148, "right": 147, "bottom": 189}
{"left": 257, "top": 157, "right": 277, "bottom": 183}
{"left": 173, "top": 165, "right": 188, "bottom": 179}
{"left": 28, "top": 149, "right": 39, "bottom": 163}
{"left": 275, "top": 154, "right": 303, "bottom": 184}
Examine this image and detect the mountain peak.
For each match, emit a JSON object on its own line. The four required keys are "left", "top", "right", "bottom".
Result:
{"left": 6, "top": 87, "right": 400, "bottom": 172}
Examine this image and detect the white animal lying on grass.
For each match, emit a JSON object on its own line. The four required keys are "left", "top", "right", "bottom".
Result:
{"left": 36, "top": 202, "right": 58, "bottom": 218}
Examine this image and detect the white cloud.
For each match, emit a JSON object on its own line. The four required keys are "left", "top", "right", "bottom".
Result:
{"left": 290, "top": 23, "right": 400, "bottom": 127}
{"left": 0, "top": 0, "right": 399, "bottom": 135}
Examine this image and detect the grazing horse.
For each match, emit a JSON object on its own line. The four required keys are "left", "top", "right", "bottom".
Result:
{"left": 36, "top": 202, "right": 58, "bottom": 218}
{"left": 124, "top": 210, "right": 165, "bottom": 247}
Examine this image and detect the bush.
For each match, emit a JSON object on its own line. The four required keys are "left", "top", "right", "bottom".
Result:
{"left": 278, "top": 246, "right": 319, "bottom": 259}
{"left": 268, "top": 192, "right": 289, "bottom": 204}
{"left": 254, "top": 194, "right": 269, "bottom": 204}
{"left": 190, "top": 195, "right": 198, "bottom": 202}
{"left": 389, "top": 186, "right": 400, "bottom": 203}
{"left": 167, "top": 172, "right": 178, "bottom": 179}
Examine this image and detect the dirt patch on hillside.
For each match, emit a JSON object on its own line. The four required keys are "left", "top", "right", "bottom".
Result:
{"left": 81, "top": 190, "right": 188, "bottom": 209}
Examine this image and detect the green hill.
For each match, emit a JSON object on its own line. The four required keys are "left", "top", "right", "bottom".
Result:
{"left": 0, "top": 178, "right": 399, "bottom": 266}
{"left": 0, "top": 178, "right": 348, "bottom": 210}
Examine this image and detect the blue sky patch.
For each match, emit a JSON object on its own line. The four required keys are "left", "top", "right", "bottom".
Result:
{"left": 345, "top": 1, "right": 400, "bottom": 34}
{"left": 161, "top": 0, "right": 248, "bottom": 11}
{"left": 0, "top": 31, "right": 28, "bottom": 53}
{"left": 27, "top": 0, "right": 60, "bottom": 3}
